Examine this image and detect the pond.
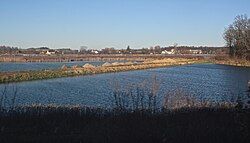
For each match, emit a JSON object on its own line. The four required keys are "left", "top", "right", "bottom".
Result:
{"left": 0, "top": 61, "right": 106, "bottom": 72}
{"left": 0, "top": 64, "right": 250, "bottom": 108}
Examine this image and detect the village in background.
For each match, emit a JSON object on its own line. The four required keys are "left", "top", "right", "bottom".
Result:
{"left": 0, "top": 45, "right": 227, "bottom": 56}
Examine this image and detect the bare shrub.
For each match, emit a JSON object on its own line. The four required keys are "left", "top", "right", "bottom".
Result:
{"left": 164, "top": 88, "right": 237, "bottom": 110}
{"left": 111, "top": 75, "right": 160, "bottom": 111}
{"left": 164, "top": 89, "right": 195, "bottom": 109}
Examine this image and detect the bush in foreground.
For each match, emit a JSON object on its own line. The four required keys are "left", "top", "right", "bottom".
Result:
{"left": 0, "top": 106, "right": 249, "bottom": 143}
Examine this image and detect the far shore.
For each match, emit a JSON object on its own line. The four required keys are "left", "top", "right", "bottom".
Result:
{"left": 0, "top": 54, "right": 211, "bottom": 62}
{"left": 1, "top": 54, "right": 249, "bottom": 67}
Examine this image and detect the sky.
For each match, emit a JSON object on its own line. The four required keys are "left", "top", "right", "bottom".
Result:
{"left": 0, "top": 0, "right": 250, "bottom": 50}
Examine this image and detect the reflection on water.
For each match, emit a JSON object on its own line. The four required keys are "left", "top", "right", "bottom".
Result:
{"left": 0, "top": 64, "right": 250, "bottom": 108}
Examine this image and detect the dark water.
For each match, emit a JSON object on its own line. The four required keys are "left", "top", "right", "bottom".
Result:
{"left": 0, "top": 61, "right": 106, "bottom": 72}
{"left": 0, "top": 64, "right": 250, "bottom": 108}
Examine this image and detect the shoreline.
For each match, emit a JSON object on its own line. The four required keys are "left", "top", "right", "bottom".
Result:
{"left": 213, "top": 60, "right": 250, "bottom": 67}
{"left": 211, "top": 56, "right": 250, "bottom": 67}
{"left": 0, "top": 54, "right": 210, "bottom": 62}
{"left": 0, "top": 58, "right": 204, "bottom": 84}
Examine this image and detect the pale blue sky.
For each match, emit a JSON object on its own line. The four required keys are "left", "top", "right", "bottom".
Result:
{"left": 0, "top": 0, "right": 250, "bottom": 49}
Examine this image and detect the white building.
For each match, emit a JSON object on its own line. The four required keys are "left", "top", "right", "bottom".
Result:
{"left": 161, "top": 49, "right": 175, "bottom": 54}
{"left": 91, "top": 50, "right": 99, "bottom": 54}
{"left": 45, "top": 50, "right": 56, "bottom": 55}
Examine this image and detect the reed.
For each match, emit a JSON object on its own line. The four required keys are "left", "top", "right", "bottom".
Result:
{"left": 0, "top": 105, "right": 249, "bottom": 143}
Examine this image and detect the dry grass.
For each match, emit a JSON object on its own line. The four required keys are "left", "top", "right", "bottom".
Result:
{"left": 212, "top": 56, "right": 250, "bottom": 67}
{"left": 0, "top": 105, "right": 249, "bottom": 143}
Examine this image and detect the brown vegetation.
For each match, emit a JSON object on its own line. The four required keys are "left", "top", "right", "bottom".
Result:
{"left": 212, "top": 55, "right": 250, "bottom": 67}
{"left": 0, "top": 106, "right": 249, "bottom": 143}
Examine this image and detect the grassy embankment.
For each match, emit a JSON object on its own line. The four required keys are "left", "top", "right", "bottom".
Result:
{"left": 212, "top": 56, "right": 250, "bottom": 67}
{"left": 0, "top": 58, "right": 205, "bottom": 83}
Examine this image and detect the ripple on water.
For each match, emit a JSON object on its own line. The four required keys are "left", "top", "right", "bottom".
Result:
{"left": 0, "top": 63, "right": 250, "bottom": 108}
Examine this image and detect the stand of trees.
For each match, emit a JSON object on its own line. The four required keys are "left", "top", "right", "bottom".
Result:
{"left": 0, "top": 46, "right": 19, "bottom": 54}
{"left": 224, "top": 14, "right": 250, "bottom": 60}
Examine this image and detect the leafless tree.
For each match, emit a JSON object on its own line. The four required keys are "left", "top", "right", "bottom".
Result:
{"left": 224, "top": 14, "right": 250, "bottom": 59}
{"left": 79, "top": 46, "right": 88, "bottom": 54}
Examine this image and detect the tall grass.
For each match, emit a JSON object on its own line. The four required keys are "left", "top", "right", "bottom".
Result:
{"left": 0, "top": 104, "right": 249, "bottom": 143}
{"left": 111, "top": 75, "right": 161, "bottom": 112}
{"left": 110, "top": 76, "right": 243, "bottom": 112}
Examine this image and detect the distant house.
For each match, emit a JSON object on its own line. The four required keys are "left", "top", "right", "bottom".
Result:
{"left": 91, "top": 50, "right": 99, "bottom": 54}
{"left": 45, "top": 50, "right": 56, "bottom": 55}
{"left": 161, "top": 49, "right": 175, "bottom": 54}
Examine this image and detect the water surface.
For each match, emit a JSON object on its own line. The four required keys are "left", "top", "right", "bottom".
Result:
{"left": 0, "top": 64, "right": 249, "bottom": 108}
{"left": 0, "top": 61, "right": 105, "bottom": 72}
